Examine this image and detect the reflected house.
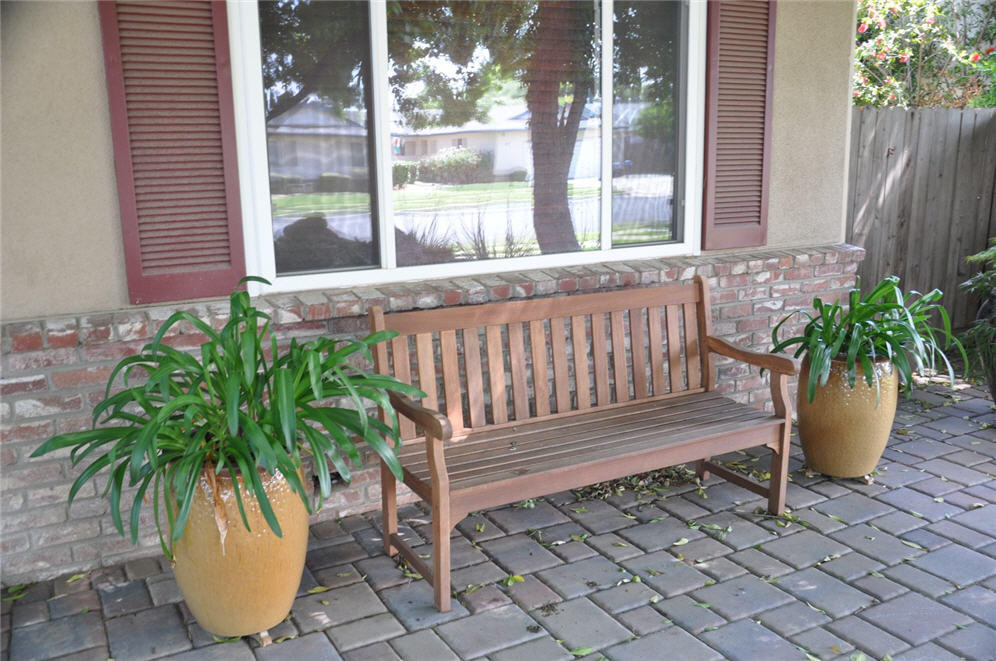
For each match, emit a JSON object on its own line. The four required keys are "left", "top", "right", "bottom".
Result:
{"left": 266, "top": 100, "right": 369, "bottom": 192}
{"left": 392, "top": 103, "right": 603, "bottom": 181}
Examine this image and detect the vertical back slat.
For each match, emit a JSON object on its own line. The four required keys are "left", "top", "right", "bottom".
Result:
{"left": 684, "top": 301, "right": 702, "bottom": 389}
{"left": 391, "top": 334, "right": 416, "bottom": 439}
{"left": 591, "top": 313, "right": 611, "bottom": 405}
{"left": 629, "top": 309, "right": 648, "bottom": 399}
{"left": 647, "top": 306, "right": 665, "bottom": 396}
{"left": 696, "top": 276, "right": 716, "bottom": 390}
{"left": 550, "top": 318, "right": 570, "bottom": 412}
{"left": 665, "top": 305, "right": 684, "bottom": 392}
{"left": 529, "top": 320, "right": 551, "bottom": 416}
{"left": 485, "top": 325, "right": 508, "bottom": 423}
{"left": 610, "top": 310, "right": 629, "bottom": 402}
{"left": 571, "top": 315, "right": 592, "bottom": 409}
{"left": 507, "top": 322, "right": 529, "bottom": 419}
{"left": 439, "top": 330, "right": 464, "bottom": 433}
{"left": 415, "top": 333, "right": 438, "bottom": 410}
{"left": 462, "top": 328, "right": 486, "bottom": 428}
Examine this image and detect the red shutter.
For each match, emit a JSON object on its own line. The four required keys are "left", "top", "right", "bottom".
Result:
{"left": 100, "top": 1, "right": 246, "bottom": 304}
{"left": 702, "top": 1, "right": 776, "bottom": 250}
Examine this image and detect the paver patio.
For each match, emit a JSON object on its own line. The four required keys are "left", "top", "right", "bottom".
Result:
{"left": 4, "top": 378, "right": 995, "bottom": 661}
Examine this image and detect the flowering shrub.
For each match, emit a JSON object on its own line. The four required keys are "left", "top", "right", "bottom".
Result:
{"left": 853, "top": 0, "right": 995, "bottom": 107}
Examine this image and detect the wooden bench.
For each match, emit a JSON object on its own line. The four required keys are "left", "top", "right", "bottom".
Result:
{"left": 369, "top": 276, "right": 799, "bottom": 611}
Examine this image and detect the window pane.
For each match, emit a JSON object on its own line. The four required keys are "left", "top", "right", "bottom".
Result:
{"left": 259, "top": 1, "right": 377, "bottom": 274}
{"left": 612, "top": 1, "right": 680, "bottom": 246}
{"left": 388, "top": 1, "right": 601, "bottom": 267}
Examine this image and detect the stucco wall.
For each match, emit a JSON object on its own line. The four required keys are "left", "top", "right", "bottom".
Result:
{"left": 765, "top": 0, "right": 856, "bottom": 248}
{"left": 1, "top": 1, "right": 129, "bottom": 319}
{"left": 0, "top": 0, "right": 856, "bottom": 321}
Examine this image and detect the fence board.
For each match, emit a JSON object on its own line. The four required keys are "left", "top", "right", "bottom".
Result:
{"left": 846, "top": 108, "right": 996, "bottom": 328}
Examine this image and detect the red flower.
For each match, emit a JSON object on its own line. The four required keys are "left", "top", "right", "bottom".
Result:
{"left": 877, "top": 51, "right": 887, "bottom": 61}
{"left": 899, "top": 54, "right": 909, "bottom": 63}
{"left": 986, "top": 47, "right": 995, "bottom": 55}
{"left": 859, "top": 23, "right": 869, "bottom": 33}
{"left": 970, "top": 52, "right": 981, "bottom": 62}
{"left": 925, "top": 15, "right": 935, "bottom": 24}
{"left": 889, "top": 93, "right": 896, "bottom": 100}
{"left": 877, "top": 20, "right": 886, "bottom": 28}
{"left": 853, "top": 90, "right": 860, "bottom": 98}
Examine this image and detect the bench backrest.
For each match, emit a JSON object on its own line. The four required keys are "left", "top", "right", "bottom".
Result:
{"left": 370, "top": 276, "right": 715, "bottom": 440}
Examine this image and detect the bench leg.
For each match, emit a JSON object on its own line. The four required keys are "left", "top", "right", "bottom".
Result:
{"left": 767, "top": 428, "right": 790, "bottom": 515}
{"left": 381, "top": 460, "right": 398, "bottom": 557}
{"left": 695, "top": 458, "right": 711, "bottom": 482}
{"left": 431, "top": 491, "right": 451, "bottom": 612}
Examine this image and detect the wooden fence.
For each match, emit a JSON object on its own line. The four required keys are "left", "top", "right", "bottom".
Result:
{"left": 846, "top": 107, "right": 996, "bottom": 328}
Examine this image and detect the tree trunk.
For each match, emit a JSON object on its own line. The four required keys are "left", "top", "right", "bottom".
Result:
{"left": 526, "top": 1, "right": 593, "bottom": 255}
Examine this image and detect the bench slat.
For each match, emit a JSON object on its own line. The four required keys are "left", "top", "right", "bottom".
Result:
{"left": 415, "top": 333, "right": 437, "bottom": 412}
{"left": 666, "top": 304, "right": 683, "bottom": 393}
{"left": 648, "top": 306, "right": 665, "bottom": 395}
{"left": 383, "top": 284, "right": 699, "bottom": 334}
{"left": 508, "top": 322, "right": 529, "bottom": 419}
{"left": 463, "top": 328, "right": 486, "bottom": 428}
{"left": 572, "top": 315, "right": 592, "bottom": 409}
{"left": 485, "top": 325, "right": 508, "bottom": 423}
{"left": 529, "top": 319, "right": 551, "bottom": 417}
{"left": 440, "top": 330, "right": 463, "bottom": 434}
{"left": 550, "top": 317, "right": 570, "bottom": 412}
{"left": 591, "top": 313, "right": 610, "bottom": 406}
{"left": 391, "top": 334, "right": 416, "bottom": 439}
{"left": 610, "top": 310, "right": 628, "bottom": 403}
{"left": 630, "top": 308, "right": 648, "bottom": 398}
{"left": 684, "top": 301, "right": 702, "bottom": 390}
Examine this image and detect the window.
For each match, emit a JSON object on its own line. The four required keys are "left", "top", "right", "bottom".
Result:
{"left": 228, "top": 1, "right": 707, "bottom": 294}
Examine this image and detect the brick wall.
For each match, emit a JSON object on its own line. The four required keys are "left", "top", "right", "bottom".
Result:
{"left": 0, "top": 244, "right": 863, "bottom": 584}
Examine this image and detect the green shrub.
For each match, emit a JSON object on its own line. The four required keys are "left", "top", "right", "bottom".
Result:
{"left": 507, "top": 168, "right": 528, "bottom": 182}
{"left": 316, "top": 172, "right": 351, "bottom": 193}
{"left": 418, "top": 147, "right": 493, "bottom": 185}
{"left": 392, "top": 161, "right": 418, "bottom": 188}
{"left": 269, "top": 174, "right": 302, "bottom": 195}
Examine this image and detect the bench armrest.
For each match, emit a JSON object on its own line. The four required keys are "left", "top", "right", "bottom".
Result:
{"left": 706, "top": 336, "right": 800, "bottom": 375}
{"left": 388, "top": 391, "right": 453, "bottom": 441}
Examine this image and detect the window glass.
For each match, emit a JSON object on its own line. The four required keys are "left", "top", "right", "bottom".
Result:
{"left": 254, "top": 0, "right": 682, "bottom": 278}
{"left": 259, "top": 1, "right": 377, "bottom": 275}
{"left": 388, "top": 1, "right": 601, "bottom": 266}
{"left": 612, "top": 1, "right": 681, "bottom": 246}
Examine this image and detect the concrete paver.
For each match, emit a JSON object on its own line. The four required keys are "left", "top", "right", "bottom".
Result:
{"left": 5, "top": 381, "right": 995, "bottom": 661}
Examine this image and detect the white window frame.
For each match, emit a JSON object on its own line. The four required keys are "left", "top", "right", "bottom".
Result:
{"left": 228, "top": 0, "right": 705, "bottom": 296}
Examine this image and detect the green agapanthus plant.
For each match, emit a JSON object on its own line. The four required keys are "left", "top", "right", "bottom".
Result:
{"left": 32, "top": 277, "right": 421, "bottom": 557}
{"left": 771, "top": 276, "right": 964, "bottom": 403}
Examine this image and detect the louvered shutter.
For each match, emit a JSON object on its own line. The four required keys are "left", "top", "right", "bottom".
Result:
{"left": 702, "top": 1, "right": 776, "bottom": 250}
{"left": 100, "top": 0, "right": 245, "bottom": 304}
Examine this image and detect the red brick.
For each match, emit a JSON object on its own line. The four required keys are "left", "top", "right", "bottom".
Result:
{"left": 754, "top": 300, "right": 784, "bottom": 314}
{"left": 81, "top": 340, "right": 146, "bottom": 362}
{"left": 114, "top": 315, "right": 149, "bottom": 342}
{"left": 557, "top": 278, "right": 578, "bottom": 293}
{"left": 815, "top": 264, "right": 844, "bottom": 277}
{"left": 78, "top": 315, "right": 114, "bottom": 345}
{"left": 6, "top": 347, "right": 78, "bottom": 371}
{"left": 0, "top": 375, "right": 47, "bottom": 396}
{"left": 752, "top": 270, "right": 782, "bottom": 284}
{"left": 50, "top": 366, "right": 114, "bottom": 389}
{"left": 719, "top": 274, "right": 750, "bottom": 288}
{"left": 46, "top": 327, "right": 79, "bottom": 349}
{"left": 783, "top": 267, "right": 813, "bottom": 280}
{"left": 1, "top": 462, "right": 64, "bottom": 489}
{"left": 778, "top": 256, "right": 794, "bottom": 269}
{"left": 720, "top": 304, "right": 753, "bottom": 319}
{"left": 738, "top": 286, "right": 771, "bottom": 301}
{"left": 14, "top": 394, "right": 84, "bottom": 418}
{"left": 737, "top": 318, "right": 772, "bottom": 333}
{"left": 771, "top": 284, "right": 802, "bottom": 297}
{"left": 0, "top": 447, "right": 17, "bottom": 466}
{"left": 1, "top": 420, "right": 55, "bottom": 443}
{"left": 490, "top": 284, "right": 512, "bottom": 300}
{"left": 712, "top": 289, "right": 738, "bottom": 304}
{"left": 801, "top": 279, "right": 831, "bottom": 294}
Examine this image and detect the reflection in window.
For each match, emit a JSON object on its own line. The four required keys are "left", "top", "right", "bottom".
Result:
{"left": 259, "top": 1, "right": 377, "bottom": 275}
{"left": 612, "top": 1, "right": 681, "bottom": 246}
{"left": 388, "top": 1, "right": 601, "bottom": 266}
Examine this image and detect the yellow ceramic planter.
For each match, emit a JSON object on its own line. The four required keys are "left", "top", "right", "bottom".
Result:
{"left": 171, "top": 467, "right": 309, "bottom": 637}
{"left": 797, "top": 355, "right": 899, "bottom": 478}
